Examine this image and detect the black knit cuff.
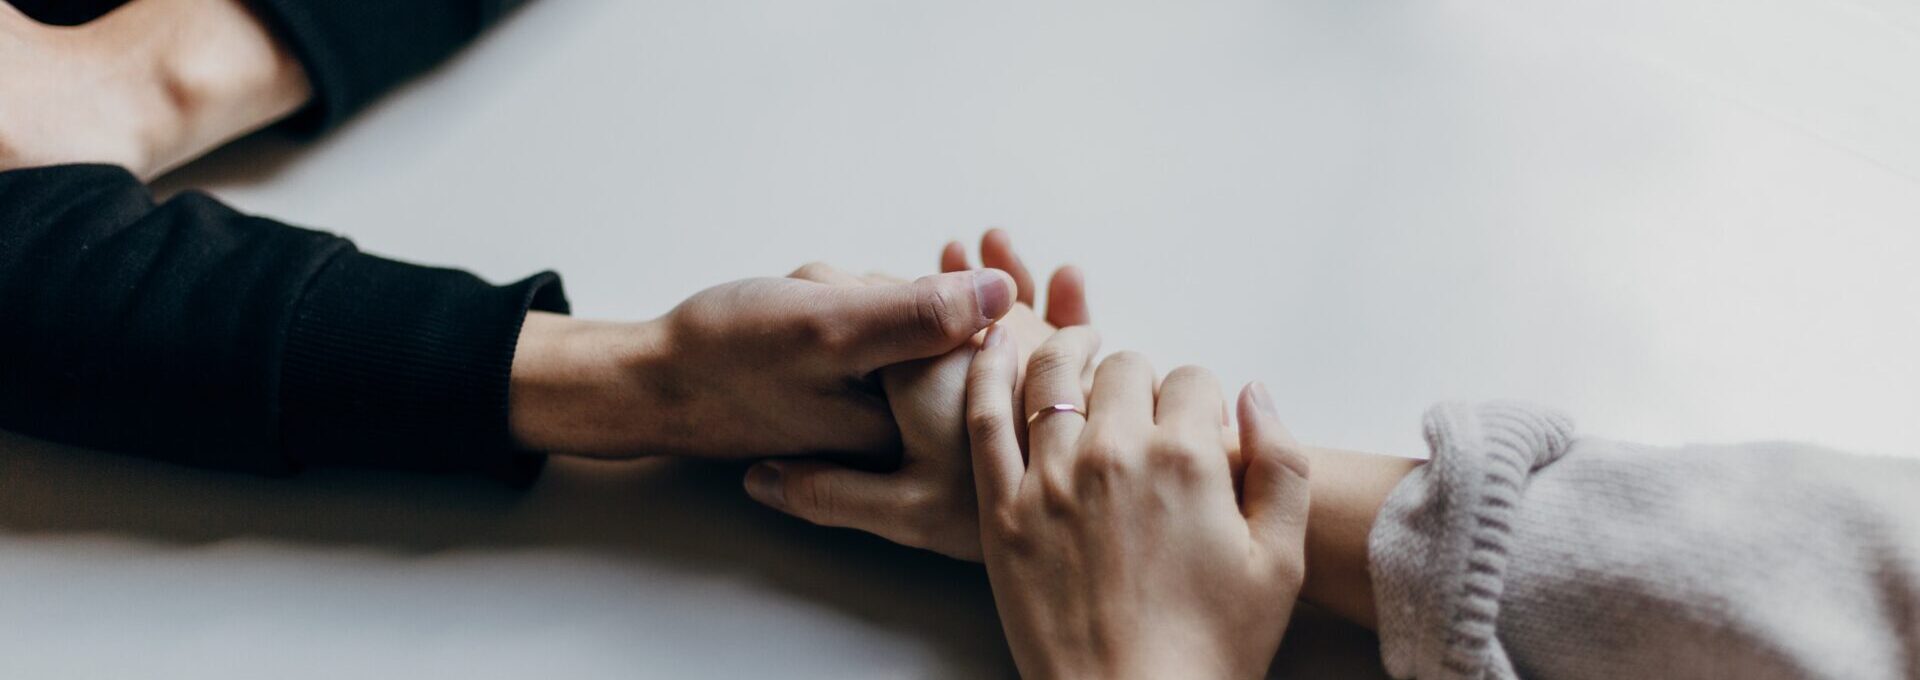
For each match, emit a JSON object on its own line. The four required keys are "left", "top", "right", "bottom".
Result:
{"left": 246, "top": 0, "right": 531, "bottom": 134}
{"left": 245, "top": 0, "right": 351, "bottom": 133}
{"left": 278, "top": 248, "right": 568, "bottom": 485}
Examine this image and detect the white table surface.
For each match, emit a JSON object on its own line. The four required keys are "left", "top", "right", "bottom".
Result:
{"left": 4, "top": 0, "right": 1918, "bottom": 677}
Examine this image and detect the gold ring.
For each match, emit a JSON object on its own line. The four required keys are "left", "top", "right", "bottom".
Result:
{"left": 1027, "top": 403, "right": 1088, "bottom": 426}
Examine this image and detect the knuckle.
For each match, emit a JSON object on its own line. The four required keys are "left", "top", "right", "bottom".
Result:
{"left": 913, "top": 278, "right": 970, "bottom": 341}
{"left": 1147, "top": 450, "right": 1206, "bottom": 482}
{"left": 788, "top": 261, "right": 835, "bottom": 282}
{"left": 1100, "top": 351, "right": 1150, "bottom": 374}
{"left": 967, "top": 405, "right": 1013, "bottom": 441}
{"left": 1027, "top": 343, "right": 1084, "bottom": 379}
{"left": 1038, "top": 473, "right": 1080, "bottom": 515}
{"left": 791, "top": 312, "right": 842, "bottom": 351}
{"left": 987, "top": 513, "right": 1037, "bottom": 557}
{"left": 1165, "top": 364, "right": 1217, "bottom": 386}
{"left": 1077, "top": 432, "right": 1133, "bottom": 463}
{"left": 1270, "top": 552, "right": 1308, "bottom": 587}
{"left": 781, "top": 293, "right": 856, "bottom": 352}
{"left": 1146, "top": 437, "right": 1212, "bottom": 479}
{"left": 1071, "top": 446, "right": 1130, "bottom": 485}
{"left": 982, "top": 506, "right": 1023, "bottom": 538}
{"left": 893, "top": 484, "right": 938, "bottom": 517}
{"left": 666, "top": 300, "right": 723, "bottom": 342}
{"left": 815, "top": 319, "right": 859, "bottom": 353}
{"left": 787, "top": 476, "right": 841, "bottom": 526}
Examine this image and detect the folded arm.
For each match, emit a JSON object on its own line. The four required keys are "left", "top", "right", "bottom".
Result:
{"left": 1, "top": 0, "right": 534, "bottom": 178}
{"left": 0, "top": 164, "right": 566, "bottom": 480}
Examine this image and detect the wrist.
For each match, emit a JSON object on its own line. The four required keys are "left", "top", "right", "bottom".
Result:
{"left": 509, "top": 312, "right": 673, "bottom": 457}
{"left": 1298, "top": 446, "right": 1421, "bottom": 630}
{"left": 1034, "top": 659, "right": 1234, "bottom": 680}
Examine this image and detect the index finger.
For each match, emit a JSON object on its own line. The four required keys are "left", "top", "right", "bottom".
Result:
{"left": 966, "top": 325, "right": 1024, "bottom": 510}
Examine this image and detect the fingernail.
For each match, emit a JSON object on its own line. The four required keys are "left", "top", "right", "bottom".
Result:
{"left": 973, "top": 270, "right": 1014, "bottom": 321}
{"left": 1253, "top": 381, "right": 1278, "bottom": 418}
{"left": 745, "top": 463, "right": 785, "bottom": 507}
{"left": 983, "top": 324, "right": 1007, "bottom": 349}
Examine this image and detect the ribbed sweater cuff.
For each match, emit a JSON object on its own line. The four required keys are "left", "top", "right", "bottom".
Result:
{"left": 247, "top": 0, "right": 530, "bottom": 134}
{"left": 1369, "top": 402, "right": 1574, "bottom": 680}
{"left": 245, "top": 0, "right": 353, "bottom": 133}
{"left": 278, "top": 248, "right": 569, "bottom": 485}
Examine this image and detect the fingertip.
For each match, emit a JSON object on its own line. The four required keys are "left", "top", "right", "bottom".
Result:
{"left": 1237, "top": 384, "right": 1263, "bottom": 434}
{"left": 1253, "top": 381, "right": 1279, "bottom": 419}
{"left": 970, "top": 325, "right": 1011, "bottom": 386}
{"left": 985, "top": 323, "right": 1021, "bottom": 370}
{"left": 744, "top": 462, "right": 787, "bottom": 508}
{"left": 1045, "top": 265, "right": 1091, "bottom": 326}
{"left": 978, "top": 230, "right": 1036, "bottom": 306}
{"left": 974, "top": 269, "right": 1016, "bottom": 321}
{"left": 941, "top": 241, "right": 968, "bottom": 273}
{"left": 1239, "top": 382, "right": 1309, "bottom": 479}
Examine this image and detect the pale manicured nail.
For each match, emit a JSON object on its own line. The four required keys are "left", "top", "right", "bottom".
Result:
{"left": 745, "top": 463, "right": 785, "bottom": 507}
{"left": 973, "top": 270, "right": 1014, "bottom": 321}
{"left": 983, "top": 324, "right": 1007, "bottom": 350}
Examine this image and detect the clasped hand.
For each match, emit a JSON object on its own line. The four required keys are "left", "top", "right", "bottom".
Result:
{"left": 742, "top": 233, "right": 1314, "bottom": 679}
{"left": 511, "top": 229, "right": 1311, "bottom": 678}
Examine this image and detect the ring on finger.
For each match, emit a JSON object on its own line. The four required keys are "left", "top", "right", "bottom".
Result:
{"left": 1027, "top": 403, "right": 1088, "bottom": 426}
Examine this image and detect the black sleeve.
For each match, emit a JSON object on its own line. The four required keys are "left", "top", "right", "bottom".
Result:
{"left": 246, "top": 0, "right": 534, "bottom": 133}
{"left": 0, "top": 164, "right": 568, "bottom": 483}
{"left": 6, "top": 0, "right": 528, "bottom": 133}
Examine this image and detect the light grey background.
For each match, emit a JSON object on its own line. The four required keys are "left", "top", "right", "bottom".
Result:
{"left": 3, "top": 0, "right": 1918, "bottom": 677}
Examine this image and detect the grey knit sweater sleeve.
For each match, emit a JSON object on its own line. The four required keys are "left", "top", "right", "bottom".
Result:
{"left": 1368, "top": 402, "right": 1920, "bottom": 680}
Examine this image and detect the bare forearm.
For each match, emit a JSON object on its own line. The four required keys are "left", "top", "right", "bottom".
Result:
{"left": 1298, "top": 446, "right": 1421, "bottom": 630}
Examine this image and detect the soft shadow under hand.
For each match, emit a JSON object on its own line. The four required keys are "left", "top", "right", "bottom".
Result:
{"left": 0, "top": 429, "right": 1382, "bottom": 679}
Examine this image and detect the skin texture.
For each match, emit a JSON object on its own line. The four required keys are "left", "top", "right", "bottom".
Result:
{"left": 744, "top": 230, "right": 1091, "bottom": 560}
{"left": 1297, "top": 446, "right": 1420, "bottom": 629}
{"left": 967, "top": 327, "right": 1312, "bottom": 680}
{"left": 508, "top": 267, "right": 1015, "bottom": 461}
{"left": 0, "top": 0, "right": 1417, "bottom": 636}
{"left": 0, "top": 0, "right": 311, "bottom": 179}
{"left": 739, "top": 232, "right": 1419, "bottom": 631}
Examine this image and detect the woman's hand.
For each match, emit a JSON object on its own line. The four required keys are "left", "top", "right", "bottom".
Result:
{"left": 744, "top": 231, "right": 1088, "bottom": 560}
{"left": 966, "top": 326, "right": 1312, "bottom": 680}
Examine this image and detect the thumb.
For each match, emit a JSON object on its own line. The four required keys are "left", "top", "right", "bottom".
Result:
{"left": 833, "top": 269, "right": 1015, "bottom": 371}
{"left": 744, "top": 460, "right": 898, "bottom": 533}
{"left": 1238, "top": 382, "right": 1312, "bottom": 566}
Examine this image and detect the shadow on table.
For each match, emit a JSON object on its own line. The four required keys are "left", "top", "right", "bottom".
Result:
{"left": 150, "top": 127, "right": 315, "bottom": 197}
{"left": 0, "top": 429, "right": 1387, "bottom": 679}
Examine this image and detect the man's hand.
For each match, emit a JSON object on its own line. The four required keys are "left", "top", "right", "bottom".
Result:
{"left": 743, "top": 231, "right": 1090, "bottom": 560}
{"left": 0, "top": 0, "right": 310, "bottom": 179}
{"left": 507, "top": 268, "right": 1015, "bottom": 461}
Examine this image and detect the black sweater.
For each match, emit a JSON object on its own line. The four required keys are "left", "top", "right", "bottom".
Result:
{"left": 0, "top": 0, "right": 565, "bottom": 483}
